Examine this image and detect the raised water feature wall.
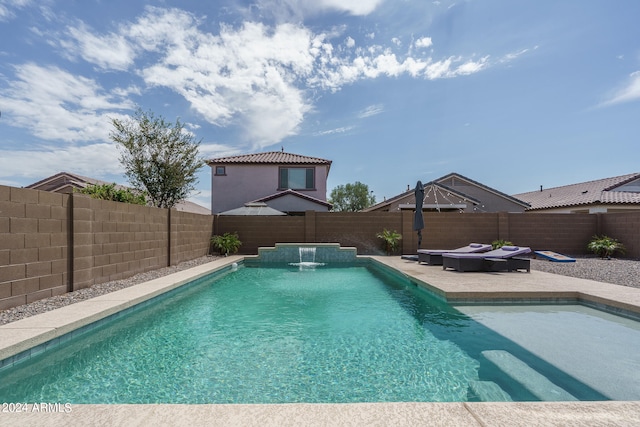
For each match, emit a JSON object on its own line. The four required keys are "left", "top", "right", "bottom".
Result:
{"left": 252, "top": 243, "right": 359, "bottom": 263}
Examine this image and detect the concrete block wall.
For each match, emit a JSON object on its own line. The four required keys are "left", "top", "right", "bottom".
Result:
{"left": 2, "top": 180, "right": 639, "bottom": 312}
{"left": 77, "top": 195, "right": 170, "bottom": 289}
{"left": 1, "top": 185, "right": 215, "bottom": 310}
{"left": 170, "top": 210, "right": 216, "bottom": 264}
{"left": 216, "top": 216, "right": 305, "bottom": 255}
{"left": 508, "top": 213, "right": 597, "bottom": 256}
{"left": 410, "top": 212, "right": 500, "bottom": 252}
{"left": 602, "top": 212, "right": 640, "bottom": 259}
{"left": 316, "top": 212, "right": 402, "bottom": 255}
{"left": 216, "top": 211, "right": 640, "bottom": 258}
{"left": 0, "top": 186, "right": 70, "bottom": 310}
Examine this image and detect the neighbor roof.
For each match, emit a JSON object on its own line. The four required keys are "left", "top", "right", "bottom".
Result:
{"left": 208, "top": 151, "right": 332, "bottom": 169}
{"left": 219, "top": 202, "right": 286, "bottom": 216}
{"left": 26, "top": 172, "right": 211, "bottom": 215}
{"left": 513, "top": 172, "right": 640, "bottom": 211}
{"left": 436, "top": 172, "right": 530, "bottom": 208}
{"left": 252, "top": 189, "right": 333, "bottom": 209}
{"left": 364, "top": 172, "right": 527, "bottom": 212}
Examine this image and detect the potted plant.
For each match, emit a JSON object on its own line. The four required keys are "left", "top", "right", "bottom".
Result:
{"left": 211, "top": 232, "right": 242, "bottom": 256}
{"left": 491, "top": 239, "right": 513, "bottom": 249}
{"left": 587, "top": 235, "right": 625, "bottom": 259}
{"left": 376, "top": 229, "right": 402, "bottom": 255}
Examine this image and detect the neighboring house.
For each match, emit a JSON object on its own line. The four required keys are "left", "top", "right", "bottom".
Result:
{"left": 25, "top": 172, "right": 211, "bottom": 215}
{"left": 207, "top": 151, "right": 333, "bottom": 215}
{"left": 364, "top": 172, "right": 530, "bottom": 213}
{"left": 513, "top": 172, "right": 640, "bottom": 213}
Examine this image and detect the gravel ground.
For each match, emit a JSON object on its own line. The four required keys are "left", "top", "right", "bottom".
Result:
{"left": 530, "top": 256, "right": 640, "bottom": 289}
{"left": 1, "top": 255, "right": 638, "bottom": 326}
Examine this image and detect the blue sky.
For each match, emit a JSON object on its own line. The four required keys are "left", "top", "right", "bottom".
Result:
{"left": 1, "top": 0, "right": 639, "bottom": 208}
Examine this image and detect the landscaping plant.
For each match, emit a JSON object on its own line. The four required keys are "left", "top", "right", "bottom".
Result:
{"left": 211, "top": 232, "right": 242, "bottom": 256}
{"left": 491, "top": 239, "right": 513, "bottom": 249}
{"left": 376, "top": 229, "right": 402, "bottom": 255}
{"left": 587, "top": 235, "right": 626, "bottom": 259}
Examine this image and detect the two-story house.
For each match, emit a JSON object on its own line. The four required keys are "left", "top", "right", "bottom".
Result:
{"left": 207, "top": 151, "right": 333, "bottom": 215}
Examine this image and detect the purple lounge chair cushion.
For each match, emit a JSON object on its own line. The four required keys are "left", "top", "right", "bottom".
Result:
{"left": 418, "top": 243, "right": 491, "bottom": 255}
{"left": 443, "top": 246, "right": 531, "bottom": 259}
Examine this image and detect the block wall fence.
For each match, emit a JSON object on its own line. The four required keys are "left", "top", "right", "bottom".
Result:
{"left": 1, "top": 185, "right": 213, "bottom": 311}
{"left": 2, "top": 183, "right": 639, "bottom": 310}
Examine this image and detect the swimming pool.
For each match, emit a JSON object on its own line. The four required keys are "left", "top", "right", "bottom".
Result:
{"left": 0, "top": 261, "right": 638, "bottom": 403}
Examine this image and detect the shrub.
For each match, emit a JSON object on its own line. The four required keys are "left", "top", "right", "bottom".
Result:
{"left": 491, "top": 239, "right": 513, "bottom": 250}
{"left": 587, "top": 235, "right": 625, "bottom": 259}
{"left": 211, "top": 232, "right": 242, "bottom": 256}
{"left": 77, "top": 183, "right": 147, "bottom": 205}
{"left": 376, "top": 229, "right": 402, "bottom": 255}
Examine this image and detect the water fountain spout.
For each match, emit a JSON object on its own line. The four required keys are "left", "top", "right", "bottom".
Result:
{"left": 289, "top": 246, "right": 325, "bottom": 269}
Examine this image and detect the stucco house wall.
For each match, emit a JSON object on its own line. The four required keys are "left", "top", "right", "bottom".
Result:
{"left": 209, "top": 152, "right": 331, "bottom": 214}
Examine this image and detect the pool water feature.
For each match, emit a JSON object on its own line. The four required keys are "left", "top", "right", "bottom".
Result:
{"left": 0, "top": 262, "right": 638, "bottom": 403}
{"left": 289, "top": 246, "right": 326, "bottom": 269}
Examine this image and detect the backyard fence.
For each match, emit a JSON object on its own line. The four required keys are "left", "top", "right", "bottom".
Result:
{"left": 2, "top": 183, "right": 639, "bottom": 310}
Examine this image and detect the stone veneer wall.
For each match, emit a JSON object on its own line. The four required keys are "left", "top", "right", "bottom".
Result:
{"left": 1, "top": 185, "right": 214, "bottom": 310}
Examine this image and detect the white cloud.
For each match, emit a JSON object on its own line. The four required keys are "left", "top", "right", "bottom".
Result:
{"left": 314, "top": 0, "right": 384, "bottom": 15}
{"left": 0, "top": 142, "right": 122, "bottom": 180}
{"left": 61, "top": 23, "right": 135, "bottom": 71}
{"left": 0, "top": 63, "right": 134, "bottom": 142}
{"left": 253, "top": 0, "right": 384, "bottom": 19}
{"left": 601, "top": 71, "right": 640, "bottom": 106}
{"left": 415, "top": 36, "right": 433, "bottom": 49}
{"left": 135, "top": 18, "right": 318, "bottom": 146}
{"left": 345, "top": 36, "right": 355, "bottom": 48}
{"left": 313, "top": 126, "right": 354, "bottom": 136}
{"left": 358, "top": 104, "right": 384, "bottom": 118}
{"left": 0, "top": 0, "right": 32, "bottom": 21}
{"left": 1, "top": 5, "right": 522, "bottom": 154}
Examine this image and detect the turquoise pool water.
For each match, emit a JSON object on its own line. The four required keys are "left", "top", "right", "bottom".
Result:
{"left": 0, "top": 263, "right": 637, "bottom": 403}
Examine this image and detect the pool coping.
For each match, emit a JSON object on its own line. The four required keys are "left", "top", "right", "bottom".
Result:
{"left": 1, "top": 254, "right": 640, "bottom": 426}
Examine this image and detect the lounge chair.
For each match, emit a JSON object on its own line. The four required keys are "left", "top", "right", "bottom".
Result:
{"left": 418, "top": 243, "right": 491, "bottom": 265}
{"left": 442, "top": 246, "right": 532, "bottom": 272}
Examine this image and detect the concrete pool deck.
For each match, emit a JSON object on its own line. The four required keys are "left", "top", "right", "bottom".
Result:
{"left": 1, "top": 255, "right": 640, "bottom": 426}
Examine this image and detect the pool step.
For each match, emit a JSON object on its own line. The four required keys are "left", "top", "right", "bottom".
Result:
{"left": 468, "top": 380, "right": 513, "bottom": 402}
{"left": 481, "top": 350, "right": 578, "bottom": 401}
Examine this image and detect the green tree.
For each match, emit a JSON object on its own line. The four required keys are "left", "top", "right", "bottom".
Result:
{"left": 77, "top": 183, "right": 147, "bottom": 205}
{"left": 110, "top": 108, "right": 205, "bottom": 208}
{"left": 329, "top": 181, "right": 376, "bottom": 212}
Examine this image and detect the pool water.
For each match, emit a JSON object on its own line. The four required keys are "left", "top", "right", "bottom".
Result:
{"left": 0, "top": 264, "right": 637, "bottom": 403}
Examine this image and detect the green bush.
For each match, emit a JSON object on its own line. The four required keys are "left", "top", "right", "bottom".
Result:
{"left": 491, "top": 239, "right": 513, "bottom": 250}
{"left": 376, "top": 229, "right": 402, "bottom": 255}
{"left": 77, "top": 183, "right": 147, "bottom": 205}
{"left": 211, "top": 232, "right": 242, "bottom": 256}
{"left": 587, "top": 235, "right": 625, "bottom": 259}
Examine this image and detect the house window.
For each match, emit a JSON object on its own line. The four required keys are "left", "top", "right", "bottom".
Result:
{"left": 279, "top": 167, "right": 315, "bottom": 190}
{"left": 215, "top": 166, "right": 226, "bottom": 176}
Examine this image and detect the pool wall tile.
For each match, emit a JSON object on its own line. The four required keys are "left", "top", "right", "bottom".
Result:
{"left": 255, "top": 243, "right": 358, "bottom": 263}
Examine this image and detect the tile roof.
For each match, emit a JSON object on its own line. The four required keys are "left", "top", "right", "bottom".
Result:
{"left": 436, "top": 172, "right": 530, "bottom": 208}
{"left": 252, "top": 189, "right": 333, "bottom": 209}
{"left": 207, "top": 151, "right": 332, "bottom": 167}
{"left": 513, "top": 173, "right": 640, "bottom": 210}
{"left": 363, "top": 172, "right": 527, "bottom": 212}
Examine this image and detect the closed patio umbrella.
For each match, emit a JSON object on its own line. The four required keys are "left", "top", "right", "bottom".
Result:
{"left": 413, "top": 180, "right": 425, "bottom": 249}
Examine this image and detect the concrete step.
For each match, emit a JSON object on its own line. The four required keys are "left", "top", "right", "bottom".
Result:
{"left": 468, "top": 380, "right": 513, "bottom": 402}
{"left": 481, "top": 350, "right": 578, "bottom": 401}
